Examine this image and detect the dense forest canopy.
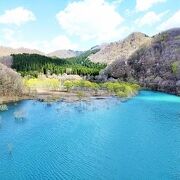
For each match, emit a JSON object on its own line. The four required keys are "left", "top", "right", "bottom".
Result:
{"left": 11, "top": 50, "right": 106, "bottom": 77}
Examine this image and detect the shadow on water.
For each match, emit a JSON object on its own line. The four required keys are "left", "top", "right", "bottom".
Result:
{"left": 14, "top": 118, "right": 27, "bottom": 125}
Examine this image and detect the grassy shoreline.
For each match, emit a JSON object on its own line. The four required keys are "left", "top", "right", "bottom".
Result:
{"left": 0, "top": 78, "right": 140, "bottom": 106}
{"left": 0, "top": 92, "right": 115, "bottom": 105}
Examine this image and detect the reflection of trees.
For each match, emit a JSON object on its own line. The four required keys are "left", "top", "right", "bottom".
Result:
{"left": 14, "top": 109, "right": 27, "bottom": 121}
{"left": 46, "top": 102, "right": 52, "bottom": 107}
{"left": 55, "top": 103, "right": 72, "bottom": 119}
{"left": 55, "top": 98, "right": 121, "bottom": 117}
{"left": 7, "top": 143, "right": 13, "bottom": 155}
{"left": 32, "top": 101, "right": 37, "bottom": 106}
{"left": 74, "top": 101, "right": 88, "bottom": 113}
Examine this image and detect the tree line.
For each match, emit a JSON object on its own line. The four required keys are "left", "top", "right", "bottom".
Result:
{"left": 11, "top": 50, "right": 106, "bottom": 77}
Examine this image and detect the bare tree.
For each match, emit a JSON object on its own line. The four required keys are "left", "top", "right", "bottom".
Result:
{"left": 0, "top": 63, "right": 24, "bottom": 96}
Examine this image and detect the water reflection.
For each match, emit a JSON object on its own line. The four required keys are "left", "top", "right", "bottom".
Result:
{"left": 0, "top": 91, "right": 180, "bottom": 179}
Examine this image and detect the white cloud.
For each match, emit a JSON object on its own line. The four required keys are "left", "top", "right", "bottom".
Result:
{"left": 136, "top": 0, "right": 166, "bottom": 12}
{"left": 0, "top": 28, "right": 78, "bottom": 53}
{"left": 56, "top": 0, "right": 127, "bottom": 43}
{"left": 42, "top": 35, "right": 78, "bottom": 52}
{"left": 158, "top": 10, "right": 180, "bottom": 30}
{"left": 2, "top": 28, "right": 15, "bottom": 41}
{"left": 0, "top": 7, "right": 36, "bottom": 26}
{"left": 0, "top": 30, "right": 40, "bottom": 50}
{"left": 135, "top": 11, "right": 168, "bottom": 27}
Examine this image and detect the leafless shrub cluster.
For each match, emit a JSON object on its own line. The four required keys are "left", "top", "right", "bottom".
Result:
{"left": 14, "top": 109, "right": 27, "bottom": 120}
{"left": 0, "top": 63, "right": 24, "bottom": 96}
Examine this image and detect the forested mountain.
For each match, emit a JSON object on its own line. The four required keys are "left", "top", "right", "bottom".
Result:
{"left": 11, "top": 49, "right": 106, "bottom": 77}
{"left": 102, "top": 28, "right": 180, "bottom": 95}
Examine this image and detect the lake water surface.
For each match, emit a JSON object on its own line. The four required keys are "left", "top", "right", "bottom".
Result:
{"left": 0, "top": 91, "right": 180, "bottom": 180}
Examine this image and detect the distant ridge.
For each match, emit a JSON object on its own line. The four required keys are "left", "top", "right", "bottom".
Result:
{"left": 88, "top": 32, "right": 151, "bottom": 64}
{"left": 0, "top": 46, "right": 84, "bottom": 59}
{"left": 47, "top": 49, "right": 83, "bottom": 59}
{"left": 0, "top": 46, "right": 44, "bottom": 57}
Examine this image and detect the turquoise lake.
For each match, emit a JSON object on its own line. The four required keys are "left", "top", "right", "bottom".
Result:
{"left": 0, "top": 91, "right": 180, "bottom": 180}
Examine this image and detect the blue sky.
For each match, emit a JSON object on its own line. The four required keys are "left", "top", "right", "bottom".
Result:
{"left": 0, "top": 0, "right": 179, "bottom": 52}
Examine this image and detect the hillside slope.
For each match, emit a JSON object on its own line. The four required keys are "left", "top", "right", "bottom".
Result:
{"left": 48, "top": 49, "right": 83, "bottom": 58}
{"left": 0, "top": 46, "right": 44, "bottom": 57}
{"left": 103, "top": 28, "right": 180, "bottom": 95}
{"left": 88, "top": 32, "right": 151, "bottom": 64}
{"left": 0, "top": 56, "right": 13, "bottom": 67}
{"left": 0, "top": 63, "right": 23, "bottom": 97}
